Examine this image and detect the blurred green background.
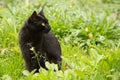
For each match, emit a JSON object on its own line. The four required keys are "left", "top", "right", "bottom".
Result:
{"left": 0, "top": 0, "right": 120, "bottom": 80}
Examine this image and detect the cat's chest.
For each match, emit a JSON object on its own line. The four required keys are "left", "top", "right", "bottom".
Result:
{"left": 29, "top": 33, "right": 43, "bottom": 45}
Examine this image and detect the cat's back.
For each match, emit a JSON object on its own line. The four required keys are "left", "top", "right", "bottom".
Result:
{"left": 44, "top": 32, "right": 57, "bottom": 40}
{"left": 43, "top": 32, "right": 61, "bottom": 55}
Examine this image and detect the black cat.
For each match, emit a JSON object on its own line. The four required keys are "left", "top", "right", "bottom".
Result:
{"left": 19, "top": 9, "right": 62, "bottom": 72}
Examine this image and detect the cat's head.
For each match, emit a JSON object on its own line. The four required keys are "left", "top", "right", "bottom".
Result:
{"left": 27, "top": 9, "right": 51, "bottom": 33}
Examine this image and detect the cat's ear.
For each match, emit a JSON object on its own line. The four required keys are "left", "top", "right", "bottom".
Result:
{"left": 38, "top": 8, "right": 44, "bottom": 15}
{"left": 31, "top": 11, "right": 37, "bottom": 18}
{"left": 29, "top": 11, "right": 37, "bottom": 22}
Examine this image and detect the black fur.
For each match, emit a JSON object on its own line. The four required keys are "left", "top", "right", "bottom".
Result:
{"left": 19, "top": 9, "right": 61, "bottom": 72}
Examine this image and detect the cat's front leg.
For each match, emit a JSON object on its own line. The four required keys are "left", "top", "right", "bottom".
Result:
{"left": 36, "top": 51, "right": 48, "bottom": 70}
{"left": 20, "top": 43, "right": 39, "bottom": 72}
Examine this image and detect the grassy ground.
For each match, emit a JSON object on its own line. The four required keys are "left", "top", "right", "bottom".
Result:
{"left": 0, "top": 0, "right": 120, "bottom": 80}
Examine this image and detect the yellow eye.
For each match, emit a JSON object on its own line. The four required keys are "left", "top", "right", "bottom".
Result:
{"left": 41, "top": 23, "right": 45, "bottom": 26}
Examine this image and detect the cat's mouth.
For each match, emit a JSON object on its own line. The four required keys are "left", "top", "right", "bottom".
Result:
{"left": 43, "top": 27, "right": 51, "bottom": 33}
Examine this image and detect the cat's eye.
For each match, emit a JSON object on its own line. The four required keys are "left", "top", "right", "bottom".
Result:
{"left": 41, "top": 23, "right": 45, "bottom": 26}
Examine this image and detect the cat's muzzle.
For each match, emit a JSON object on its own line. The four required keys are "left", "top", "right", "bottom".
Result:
{"left": 43, "top": 27, "right": 51, "bottom": 33}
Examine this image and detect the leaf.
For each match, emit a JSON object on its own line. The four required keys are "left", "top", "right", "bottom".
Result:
{"left": 22, "top": 70, "right": 30, "bottom": 76}
{"left": 45, "top": 62, "right": 58, "bottom": 71}
{"left": 1, "top": 74, "right": 12, "bottom": 80}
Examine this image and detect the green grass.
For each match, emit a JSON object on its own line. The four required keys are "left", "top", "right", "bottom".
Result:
{"left": 0, "top": 0, "right": 120, "bottom": 80}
